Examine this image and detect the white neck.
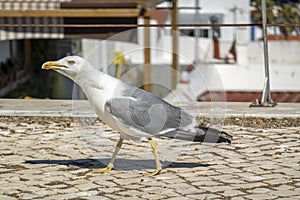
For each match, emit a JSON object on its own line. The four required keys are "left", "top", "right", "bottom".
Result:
{"left": 74, "top": 65, "right": 122, "bottom": 100}
{"left": 75, "top": 67, "right": 104, "bottom": 91}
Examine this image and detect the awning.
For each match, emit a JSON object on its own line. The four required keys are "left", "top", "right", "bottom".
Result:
{"left": 0, "top": 0, "right": 166, "bottom": 40}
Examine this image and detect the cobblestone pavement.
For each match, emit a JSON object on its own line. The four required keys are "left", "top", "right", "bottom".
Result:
{"left": 0, "top": 116, "right": 299, "bottom": 199}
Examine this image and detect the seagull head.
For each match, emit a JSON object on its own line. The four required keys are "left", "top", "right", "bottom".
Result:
{"left": 42, "top": 56, "right": 89, "bottom": 79}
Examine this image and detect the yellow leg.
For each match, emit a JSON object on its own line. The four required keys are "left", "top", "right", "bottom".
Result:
{"left": 93, "top": 137, "right": 123, "bottom": 173}
{"left": 145, "top": 138, "right": 162, "bottom": 177}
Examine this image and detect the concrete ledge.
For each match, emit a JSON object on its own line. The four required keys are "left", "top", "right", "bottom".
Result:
{"left": 0, "top": 99, "right": 299, "bottom": 118}
{"left": 0, "top": 99, "right": 94, "bottom": 117}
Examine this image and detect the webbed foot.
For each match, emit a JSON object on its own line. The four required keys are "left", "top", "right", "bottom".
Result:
{"left": 92, "top": 163, "right": 113, "bottom": 173}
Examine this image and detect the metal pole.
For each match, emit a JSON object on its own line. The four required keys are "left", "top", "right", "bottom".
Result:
{"left": 144, "top": 16, "right": 152, "bottom": 92}
{"left": 251, "top": 0, "right": 276, "bottom": 107}
{"left": 171, "top": 0, "right": 178, "bottom": 90}
{"left": 261, "top": 0, "right": 271, "bottom": 103}
{"left": 232, "top": 5, "right": 237, "bottom": 41}
{"left": 194, "top": 0, "right": 200, "bottom": 64}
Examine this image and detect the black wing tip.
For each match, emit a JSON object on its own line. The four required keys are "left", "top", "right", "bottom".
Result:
{"left": 194, "top": 127, "right": 233, "bottom": 143}
{"left": 219, "top": 131, "right": 233, "bottom": 144}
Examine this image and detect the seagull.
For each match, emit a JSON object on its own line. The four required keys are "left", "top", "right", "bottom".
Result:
{"left": 42, "top": 56, "right": 232, "bottom": 176}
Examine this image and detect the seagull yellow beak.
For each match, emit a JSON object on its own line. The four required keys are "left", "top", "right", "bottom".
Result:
{"left": 42, "top": 61, "right": 68, "bottom": 70}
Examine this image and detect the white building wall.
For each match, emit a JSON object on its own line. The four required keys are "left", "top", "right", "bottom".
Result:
{"left": 248, "top": 41, "right": 300, "bottom": 63}
{"left": 160, "top": 0, "right": 251, "bottom": 42}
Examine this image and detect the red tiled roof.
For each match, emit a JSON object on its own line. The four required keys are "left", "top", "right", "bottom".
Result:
{"left": 151, "top": 9, "right": 169, "bottom": 24}
{"left": 198, "top": 91, "right": 300, "bottom": 102}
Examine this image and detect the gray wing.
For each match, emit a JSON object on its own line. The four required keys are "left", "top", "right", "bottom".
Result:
{"left": 105, "top": 87, "right": 194, "bottom": 135}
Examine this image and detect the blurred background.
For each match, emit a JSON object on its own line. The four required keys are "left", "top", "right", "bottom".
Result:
{"left": 0, "top": 0, "right": 299, "bottom": 103}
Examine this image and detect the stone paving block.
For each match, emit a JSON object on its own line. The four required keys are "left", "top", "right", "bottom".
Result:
{"left": 40, "top": 176, "right": 70, "bottom": 185}
{"left": 140, "top": 193, "right": 168, "bottom": 199}
{"left": 294, "top": 186, "right": 300, "bottom": 193}
{"left": 165, "top": 197, "right": 193, "bottom": 200}
{"left": 245, "top": 193, "right": 278, "bottom": 200}
{"left": 270, "top": 189, "right": 299, "bottom": 197}
{"left": 113, "top": 171, "right": 143, "bottom": 179}
{"left": 0, "top": 195, "right": 17, "bottom": 200}
{"left": 238, "top": 173, "right": 265, "bottom": 182}
{"left": 274, "top": 168, "right": 299, "bottom": 176}
{"left": 216, "top": 167, "right": 243, "bottom": 174}
{"left": 277, "top": 197, "right": 300, "bottom": 200}
{"left": 222, "top": 189, "right": 245, "bottom": 197}
{"left": 44, "top": 183, "right": 69, "bottom": 190}
{"left": 0, "top": 182, "right": 24, "bottom": 192}
{"left": 141, "top": 186, "right": 178, "bottom": 197}
{"left": 113, "top": 177, "right": 147, "bottom": 186}
{"left": 242, "top": 166, "right": 270, "bottom": 174}
{"left": 223, "top": 178, "right": 247, "bottom": 184}
{"left": 186, "top": 193, "right": 223, "bottom": 199}
{"left": 211, "top": 174, "right": 238, "bottom": 181}
{"left": 165, "top": 182, "right": 191, "bottom": 190}
{"left": 258, "top": 163, "right": 282, "bottom": 170}
{"left": 263, "top": 178, "right": 292, "bottom": 185}
{"left": 97, "top": 187, "right": 123, "bottom": 195}
{"left": 1, "top": 116, "right": 299, "bottom": 199}
{"left": 140, "top": 179, "right": 169, "bottom": 188}
{"left": 29, "top": 189, "right": 57, "bottom": 197}
{"left": 88, "top": 174, "right": 115, "bottom": 182}
{"left": 84, "top": 196, "right": 111, "bottom": 200}
{"left": 250, "top": 187, "right": 272, "bottom": 194}
{"left": 57, "top": 186, "right": 79, "bottom": 195}
{"left": 101, "top": 194, "right": 120, "bottom": 199}
{"left": 201, "top": 185, "right": 233, "bottom": 193}
{"left": 94, "top": 180, "right": 118, "bottom": 188}
{"left": 195, "top": 169, "right": 220, "bottom": 176}
{"left": 1, "top": 190, "right": 19, "bottom": 197}
{"left": 261, "top": 173, "right": 289, "bottom": 180}
{"left": 17, "top": 186, "right": 42, "bottom": 194}
{"left": 17, "top": 192, "right": 44, "bottom": 200}
{"left": 231, "top": 197, "right": 246, "bottom": 200}
{"left": 275, "top": 185, "right": 294, "bottom": 191}
{"left": 175, "top": 186, "right": 201, "bottom": 196}
{"left": 240, "top": 182, "right": 269, "bottom": 189}
{"left": 76, "top": 182, "right": 99, "bottom": 191}
{"left": 68, "top": 178, "right": 91, "bottom": 186}
{"left": 118, "top": 189, "right": 145, "bottom": 197}
{"left": 191, "top": 180, "right": 222, "bottom": 187}
{"left": 127, "top": 184, "right": 149, "bottom": 191}
{"left": 41, "top": 193, "right": 81, "bottom": 200}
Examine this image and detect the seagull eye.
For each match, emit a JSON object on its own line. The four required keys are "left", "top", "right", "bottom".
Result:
{"left": 68, "top": 60, "right": 75, "bottom": 65}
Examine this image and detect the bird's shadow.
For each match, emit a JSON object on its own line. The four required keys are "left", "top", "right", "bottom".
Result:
{"left": 24, "top": 158, "right": 213, "bottom": 171}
